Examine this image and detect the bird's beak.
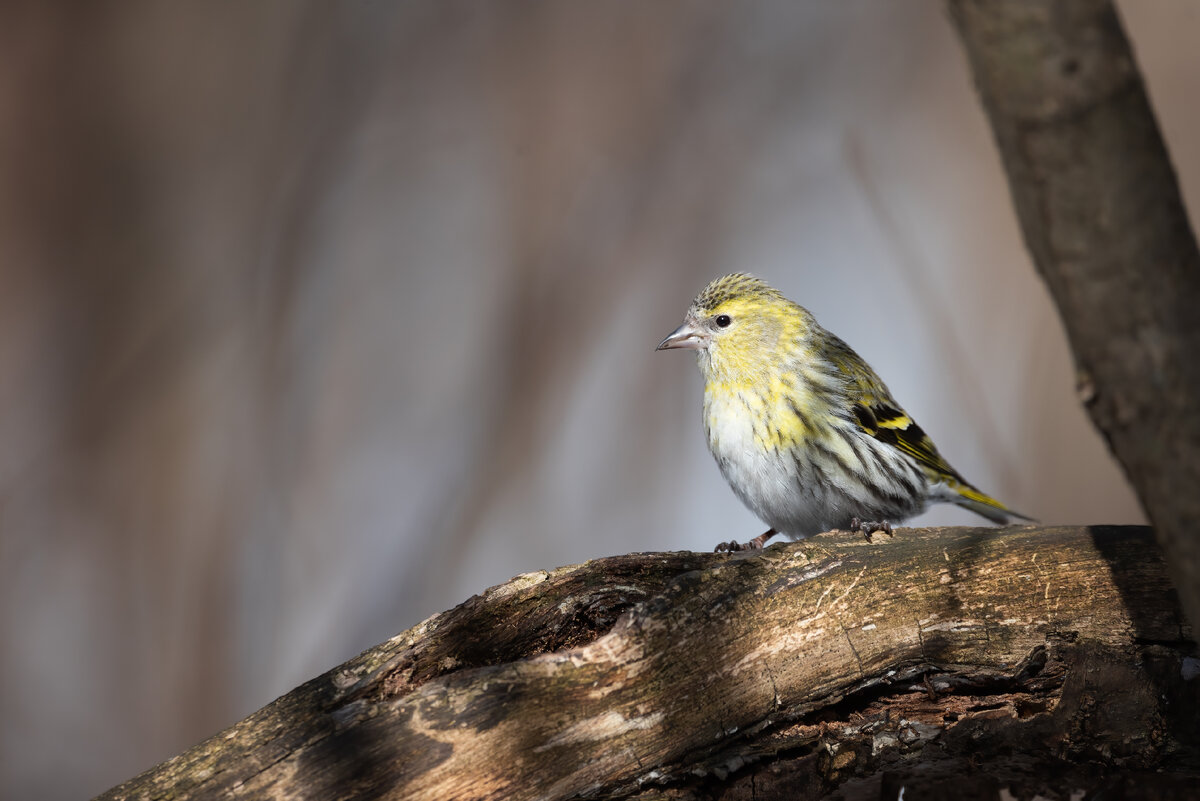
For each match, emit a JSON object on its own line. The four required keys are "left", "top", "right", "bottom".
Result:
{"left": 656, "top": 321, "right": 708, "bottom": 351}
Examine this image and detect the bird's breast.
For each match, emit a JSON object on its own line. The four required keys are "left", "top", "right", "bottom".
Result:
{"left": 703, "top": 373, "right": 815, "bottom": 454}
{"left": 701, "top": 380, "right": 830, "bottom": 535}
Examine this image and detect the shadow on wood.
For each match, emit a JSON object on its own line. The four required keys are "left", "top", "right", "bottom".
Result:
{"left": 97, "top": 526, "right": 1198, "bottom": 800}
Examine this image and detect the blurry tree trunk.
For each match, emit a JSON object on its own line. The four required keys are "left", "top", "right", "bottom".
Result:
{"left": 947, "top": 0, "right": 1200, "bottom": 632}
{"left": 96, "top": 526, "right": 1197, "bottom": 801}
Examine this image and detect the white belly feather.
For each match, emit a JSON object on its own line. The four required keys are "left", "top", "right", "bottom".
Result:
{"left": 703, "top": 387, "right": 929, "bottom": 538}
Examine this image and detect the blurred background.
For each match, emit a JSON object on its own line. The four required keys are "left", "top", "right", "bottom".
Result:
{"left": 0, "top": 1, "right": 1186, "bottom": 797}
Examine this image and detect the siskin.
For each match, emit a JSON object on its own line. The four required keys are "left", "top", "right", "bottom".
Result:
{"left": 658, "top": 273, "right": 1028, "bottom": 552}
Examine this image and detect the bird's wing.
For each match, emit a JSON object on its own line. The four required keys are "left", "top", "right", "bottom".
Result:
{"left": 824, "top": 336, "right": 1027, "bottom": 522}
{"left": 848, "top": 399, "right": 962, "bottom": 481}
{"left": 826, "top": 336, "right": 986, "bottom": 490}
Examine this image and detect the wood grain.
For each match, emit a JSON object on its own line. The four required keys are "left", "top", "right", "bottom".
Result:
{"left": 96, "top": 525, "right": 1197, "bottom": 800}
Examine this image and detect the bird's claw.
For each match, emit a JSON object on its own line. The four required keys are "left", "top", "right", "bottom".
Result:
{"left": 714, "top": 528, "right": 777, "bottom": 553}
{"left": 850, "top": 517, "right": 893, "bottom": 542}
{"left": 714, "top": 539, "right": 758, "bottom": 553}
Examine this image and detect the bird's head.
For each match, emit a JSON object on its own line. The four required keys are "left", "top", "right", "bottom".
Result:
{"left": 657, "top": 274, "right": 807, "bottom": 382}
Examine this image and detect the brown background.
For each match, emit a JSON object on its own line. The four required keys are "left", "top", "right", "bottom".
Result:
{"left": 0, "top": 2, "right": 1181, "bottom": 797}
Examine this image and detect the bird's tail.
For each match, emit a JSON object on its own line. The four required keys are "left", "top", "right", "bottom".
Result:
{"left": 952, "top": 483, "right": 1034, "bottom": 525}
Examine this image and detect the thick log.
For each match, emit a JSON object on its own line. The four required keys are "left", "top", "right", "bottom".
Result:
{"left": 96, "top": 526, "right": 1197, "bottom": 800}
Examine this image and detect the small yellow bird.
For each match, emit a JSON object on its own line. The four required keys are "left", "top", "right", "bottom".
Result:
{"left": 658, "top": 274, "right": 1027, "bottom": 551}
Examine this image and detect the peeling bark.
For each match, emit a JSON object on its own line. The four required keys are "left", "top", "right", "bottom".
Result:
{"left": 96, "top": 526, "right": 1198, "bottom": 801}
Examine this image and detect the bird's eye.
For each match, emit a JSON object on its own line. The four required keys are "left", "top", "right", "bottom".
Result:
{"left": 715, "top": 314, "right": 732, "bottom": 328}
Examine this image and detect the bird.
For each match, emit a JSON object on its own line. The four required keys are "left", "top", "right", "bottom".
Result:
{"left": 657, "top": 273, "right": 1028, "bottom": 552}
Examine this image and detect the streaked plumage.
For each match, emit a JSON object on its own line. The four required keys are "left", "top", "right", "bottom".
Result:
{"left": 658, "top": 273, "right": 1027, "bottom": 551}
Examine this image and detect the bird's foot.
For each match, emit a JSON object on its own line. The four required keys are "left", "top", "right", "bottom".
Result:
{"left": 849, "top": 517, "right": 893, "bottom": 542}
{"left": 714, "top": 528, "right": 778, "bottom": 553}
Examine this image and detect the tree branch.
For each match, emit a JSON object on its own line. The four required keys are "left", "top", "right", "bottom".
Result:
{"left": 96, "top": 526, "right": 1197, "bottom": 800}
{"left": 947, "top": 0, "right": 1200, "bottom": 632}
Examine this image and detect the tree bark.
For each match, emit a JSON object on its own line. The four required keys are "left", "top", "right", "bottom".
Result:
{"left": 96, "top": 526, "right": 1198, "bottom": 801}
{"left": 947, "top": 0, "right": 1200, "bottom": 633}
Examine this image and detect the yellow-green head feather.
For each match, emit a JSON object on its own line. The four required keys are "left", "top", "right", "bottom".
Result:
{"left": 691, "top": 273, "right": 785, "bottom": 314}
{"left": 686, "top": 274, "right": 814, "bottom": 385}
